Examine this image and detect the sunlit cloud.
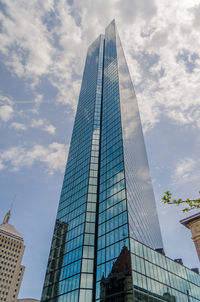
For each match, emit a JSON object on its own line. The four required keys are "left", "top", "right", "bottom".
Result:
{"left": 44, "top": 124, "right": 56, "bottom": 135}
{"left": 0, "top": 0, "right": 200, "bottom": 132}
{"left": 31, "top": 119, "right": 56, "bottom": 135}
{"left": 172, "top": 157, "right": 200, "bottom": 184}
{"left": 0, "top": 143, "right": 68, "bottom": 174}
{"left": 0, "top": 95, "right": 14, "bottom": 122}
{"left": 10, "top": 122, "right": 27, "bottom": 131}
{"left": 0, "top": 105, "right": 13, "bottom": 122}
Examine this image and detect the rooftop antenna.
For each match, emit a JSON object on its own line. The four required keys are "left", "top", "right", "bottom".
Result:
{"left": 3, "top": 195, "right": 16, "bottom": 224}
{"left": 10, "top": 194, "right": 16, "bottom": 212}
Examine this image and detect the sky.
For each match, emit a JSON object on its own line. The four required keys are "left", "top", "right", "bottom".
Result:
{"left": 0, "top": 0, "right": 200, "bottom": 299}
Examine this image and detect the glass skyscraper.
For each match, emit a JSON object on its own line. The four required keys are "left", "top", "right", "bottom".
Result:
{"left": 41, "top": 21, "right": 200, "bottom": 302}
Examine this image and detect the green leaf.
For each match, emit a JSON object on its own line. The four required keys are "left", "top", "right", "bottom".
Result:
{"left": 161, "top": 190, "right": 200, "bottom": 212}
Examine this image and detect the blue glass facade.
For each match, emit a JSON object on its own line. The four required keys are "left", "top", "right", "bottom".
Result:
{"left": 130, "top": 238, "right": 200, "bottom": 302}
{"left": 115, "top": 25, "right": 163, "bottom": 249}
{"left": 41, "top": 34, "right": 104, "bottom": 302}
{"left": 41, "top": 21, "right": 200, "bottom": 302}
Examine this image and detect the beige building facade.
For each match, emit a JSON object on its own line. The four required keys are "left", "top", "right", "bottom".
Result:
{"left": 180, "top": 212, "right": 200, "bottom": 261}
{"left": 0, "top": 211, "right": 25, "bottom": 302}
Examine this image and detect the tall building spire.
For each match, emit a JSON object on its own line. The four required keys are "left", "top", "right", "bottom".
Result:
{"left": 3, "top": 209, "right": 11, "bottom": 224}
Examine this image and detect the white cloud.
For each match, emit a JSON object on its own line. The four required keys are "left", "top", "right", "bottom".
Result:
{"left": 44, "top": 124, "right": 56, "bottom": 135}
{"left": 0, "top": 143, "right": 68, "bottom": 174}
{"left": 10, "top": 122, "right": 26, "bottom": 131}
{"left": 0, "top": 0, "right": 53, "bottom": 77}
{"left": 35, "top": 94, "right": 43, "bottom": 105}
{"left": 0, "top": 160, "right": 6, "bottom": 171}
{"left": 8, "top": 118, "right": 56, "bottom": 134}
{"left": 189, "top": 4, "right": 200, "bottom": 29}
{"left": 31, "top": 119, "right": 44, "bottom": 128}
{"left": 132, "top": 1, "right": 200, "bottom": 130}
{"left": 175, "top": 158, "right": 195, "bottom": 178}
{"left": 0, "top": 0, "right": 200, "bottom": 132}
{"left": 115, "top": 0, "right": 157, "bottom": 25}
{"left": 173, "top": 157, "right": 200, "bottom": 184}
{"left": 0, "top": 94, "right": 13, "bottom": 105}
{"left": 29, "top": 94, "right": 44, "bottom": 114}
{"left": 0, "top": 105, "right": 14, "bottom": 122}
{"left": 0, "top": 0, "right": 84, "bottom": 110}
{"left": 0, "top": 94, "right": 14, "bottom": 122}
{"left": 31, "top": 119, "right": 56, "bottom": 135}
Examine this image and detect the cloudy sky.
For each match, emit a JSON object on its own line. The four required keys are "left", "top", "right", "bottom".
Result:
{"left": 0, "top": 0, "right": 200, "bottom": 299}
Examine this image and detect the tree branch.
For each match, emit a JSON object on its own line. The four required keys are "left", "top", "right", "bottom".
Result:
{"left": 162, "top": 191, "right": 200, "bottom": 212}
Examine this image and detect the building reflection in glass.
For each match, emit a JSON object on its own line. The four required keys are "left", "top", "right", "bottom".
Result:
{"left": 99, "top": 246, "right": 133, "bottom": 301}
{"left": 99, "top": 245, "right": 177, "bottom": 302}
{"left": 41, "top": 220, "right": 68, "bottom": 300}
{"left": 133, "top": 290, "right": 176, "bottom": 302}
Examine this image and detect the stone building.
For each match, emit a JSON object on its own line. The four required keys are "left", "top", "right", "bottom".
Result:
{"left": 180, "top": 212, "right": 200, "bottom": 261}
{"left": 0, "top": 210, "right": 25, "bottom": 302}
